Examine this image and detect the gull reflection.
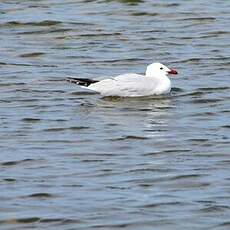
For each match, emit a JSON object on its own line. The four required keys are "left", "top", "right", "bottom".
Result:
{"left": 96, "top": 95, "right": 172, "bottom": 139}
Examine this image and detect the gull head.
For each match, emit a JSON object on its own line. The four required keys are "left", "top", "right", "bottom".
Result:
{"left": 145, "top": 62, "right": 178, "bottom": 77}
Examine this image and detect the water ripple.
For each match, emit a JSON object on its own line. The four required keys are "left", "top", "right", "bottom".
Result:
{"left": 0, "top": 0, "right": 230, "bottom": 229}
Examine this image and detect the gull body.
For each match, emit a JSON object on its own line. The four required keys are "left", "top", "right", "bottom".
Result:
{"left": 68, "top": 63, "right": 178, "bottom": 97}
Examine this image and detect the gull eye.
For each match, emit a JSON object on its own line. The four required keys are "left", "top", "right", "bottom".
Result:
{"left": 160, "top": 67, "right": 163, "bottom": 70}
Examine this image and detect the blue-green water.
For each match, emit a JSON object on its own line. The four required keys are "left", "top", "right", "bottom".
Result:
{"left": 0, "top": 0, "right": 230, "bottom": 229}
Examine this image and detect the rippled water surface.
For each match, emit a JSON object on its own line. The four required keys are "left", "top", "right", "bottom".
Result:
{"left": 0, "top": 0, "right": 230, "bottom": 229}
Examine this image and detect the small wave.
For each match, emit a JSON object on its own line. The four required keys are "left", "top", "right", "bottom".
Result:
{"left": 215, "top": 222, "right": 230, "bottom": 227}
{"left": 198, "top": 205, "right": 230, "bottom": 213}
{"left": 109, "top": 135, "right": 149, "bottom": 141}
{"left": 43, "top": 126, "right": 89, "bottom": 132}
{"left": 190, "top": 98, "right": 222, "bottom": 104}
{"left": 1, "top": 159, "right": 34, "bottom": 166}
{"left": 0, "top": 217, "right": 81, "bottom": 225}
{"left": 138, "top": 201, "right": 184, "bottom": 209}
{"left": 17, "top": 28, "right": 71, "bottom": 35}
{"left": 177, "top": 17, "right": 216, "bottom": 22}
{"left": 22, "top": 193, "right": 56, "bottom": 199}
{"left": 79, "top": 32, "right": 122, "bottom": 37}
{"left": 131, "top": 12, "right": 159, "bottom": 17}
{"left": 19, "top": 52, "right": 44, "bottom": 58}
{"left": 0, "top": 62, "right": 56, "bottom": 67}
{"left": 221, "top": 125, "right": 230, "bottom": 129}
{"left": 22, "top": 118, "right": 41, "bottom": 123}
{"left": 1, "top": 20, "right": 62, "bottom": 27}
{"left": 196, "top": 87, "right": 230, "bottom": 92}
{"left": 3, "top": 178, "right": 16, "bottom": 182}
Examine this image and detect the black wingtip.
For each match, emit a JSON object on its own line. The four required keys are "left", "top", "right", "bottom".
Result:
{"left": 67, "top": 77, "right": 99, "bottom": 87}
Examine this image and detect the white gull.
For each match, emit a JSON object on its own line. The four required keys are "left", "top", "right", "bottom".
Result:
{"left": 67, "top": 62, "right": 178, "bottom": 97}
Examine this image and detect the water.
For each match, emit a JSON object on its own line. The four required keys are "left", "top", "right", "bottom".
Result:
{"left": 0, "top": 0, "right": 230, "bottom": 229}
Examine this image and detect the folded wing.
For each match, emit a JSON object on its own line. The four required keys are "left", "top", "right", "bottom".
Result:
{"left": 88, "top": 74, "right": 158, "bottom": 97}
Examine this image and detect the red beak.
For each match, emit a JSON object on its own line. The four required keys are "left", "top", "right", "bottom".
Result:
{"left": 167, "top": 68, "right": 178, "bottom": 75}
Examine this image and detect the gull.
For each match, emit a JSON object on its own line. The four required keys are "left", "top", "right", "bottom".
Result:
{"left": 67, "top": 62, "right": 178, "bottom": 97}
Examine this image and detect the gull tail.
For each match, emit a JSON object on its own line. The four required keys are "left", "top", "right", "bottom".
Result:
{"left": 67, "top": 77, "right": 99, "bottom": 87}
